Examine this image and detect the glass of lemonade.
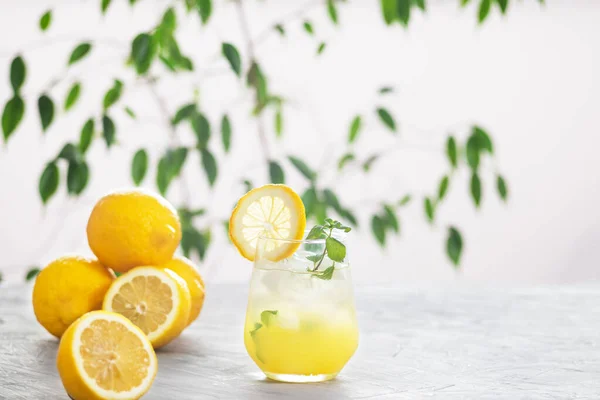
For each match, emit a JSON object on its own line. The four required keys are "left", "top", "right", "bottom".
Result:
{"left": 243, "top": 230, "right": 359, "bottom": 383}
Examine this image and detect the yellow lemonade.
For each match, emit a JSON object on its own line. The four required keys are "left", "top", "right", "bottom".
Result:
{"left": 244, "top": 259, "right": 359, "bottom": 382}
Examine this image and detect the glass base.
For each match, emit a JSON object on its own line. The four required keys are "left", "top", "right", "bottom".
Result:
{"left": 264, "top": 372, "right": 338, "bottom": 383}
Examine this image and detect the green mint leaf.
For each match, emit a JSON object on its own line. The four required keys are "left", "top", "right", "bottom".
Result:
{"left": 250, "top": 322, "right": 262, "bottom": 336}
{"left": 260, "top": 310, "right": 278, "bottom": 327}
{"left": 338, "top": 153, "right": 355, "bottom": 170}
{"left": 313, "top": 265, "right": 335, "bottom": 280}
{"left": 306, "top": 225, "right": 325, "bottom": 239}
{"left": 326, "top": 237, "right": 346, "bottom": 262}
{"left": 306, "top": 254, "right": 322, "bottom": 263}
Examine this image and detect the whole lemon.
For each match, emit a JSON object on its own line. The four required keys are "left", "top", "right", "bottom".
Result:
{"left": 86, "top": 189, "right": 182, "bottom": 273}
{"left": 32, "top": 256, "right": 114, "bottom": 338}
{"left": 162, "top": 256, "right": 205, "bottom": 326}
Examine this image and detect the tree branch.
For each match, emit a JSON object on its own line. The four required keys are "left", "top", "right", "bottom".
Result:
{"left": 235, "top": 0, "right": 271, "bottom": 163}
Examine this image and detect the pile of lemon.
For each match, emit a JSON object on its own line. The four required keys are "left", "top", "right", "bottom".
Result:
{"left": 32, "top": 189, "right": 205, "bottom": 400}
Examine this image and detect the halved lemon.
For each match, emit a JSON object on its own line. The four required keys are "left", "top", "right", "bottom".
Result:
{"left": 103, "top": 266, "right": 191, "bottom": 349}
{"left": 229, "top": 184, "right": 306, "bottom": 261}
{"left": 57, "top": 310, "right": 157, "bottom": 400}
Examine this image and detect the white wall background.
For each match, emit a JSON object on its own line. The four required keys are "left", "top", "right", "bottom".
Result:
{"left": 1, "top": 0, "right": 599, "bottom": 285}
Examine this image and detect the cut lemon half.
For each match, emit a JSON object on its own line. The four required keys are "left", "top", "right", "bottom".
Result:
{"left": 229, "top": 184, "right": 306, "bottom": 261}
{"left": 103, "top": 266, "right": 191, "bottom": 349}
{"left": 57, "top": 310, "right": 157, "bottom": 400}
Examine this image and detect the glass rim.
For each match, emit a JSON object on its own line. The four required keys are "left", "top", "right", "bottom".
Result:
{"left": 257, "top": 228, "right": 348, "bottom": 244}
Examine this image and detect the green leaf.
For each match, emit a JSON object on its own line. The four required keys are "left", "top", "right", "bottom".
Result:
{"left": 260, "top": 310, "right": 278, "bottom": 327}
{"left": 172, "top": 103, "right": 196, "bottom": 125}
{"left": 379, "top": 86, "right": 394, "bottom": 94}
{"left": 371, "top": 215, "right": 386, "bottom": 246}
{"left": 470, "top": 172, "right": 482, "bottom": 207}
{"left": 306, "top": 254, "right": 322, "bottom": 263}
{"left": 2, "top": 96, "right": 25, "bottom": 142}
{"left": 25, "top": 268, "right": 41, "bottom": 281}
{"left": 101, "top": 0, "right": 112, "bottom": 14}
{"left": 275, "top": 24, "right": 285, "bottom": 36}
{"left": 317, "top": 42, "right": 327, "bottom": 55}
{"left": 68, "top": 42, "right": 92, "bottom": 65}
{"left": 446, "top": 135, "right": 458, "bottom": 168}
{"left": 157, "top": 147, "right": 188, "bottom": 195}
{"left": 413, "top": 0, "right": 426, "bottom": 11}
{"left": 247, "top": 62, "right": 269, "bottom": 113}
{"left": 249, "top": 322, "right": 262, "bottom": 336}
{"left": 130, "top": 33, "right": 157, "bottom": 75}
{"left": 191, "top": 112, "right": 210, "bottom": 148}
{"left": 438, "top": 175, "right": 450, "bottom": 201}
{"left": 222, "top": 43, "right": 242, "bottom": 77}
{"left": 10, "top": 56, "right": 26, "bottom": 92}
{"left": 314, "top": 202, "right": 327, "bottom": 225}
{"left": 447, "top": 226, "right": 463, "bottom": 267}
{"left": 496, "top": 0, "right": 508, "bottom": 13}
{"left": 124, "top": 106, "right": 136, "bottom": 119}
{"left": 327, "top": 0, "right": 338, "bottom": 24}
{"left": 269, "top": 161, "right": 285, "bottom": 184}
{"left": 200, "top": 148, "right": 217, "bottom": 187}
{"left": 363, "top": 154, "right": 379, "bottom": 172}
{"left": 79, "top": 119, "right": 94, "bottom": 154}
{"left": 103, "top": 79, "right": 123, "bottom": 110}
{"left": 38, "top": 94, "right": 54, "bottom": 132}
{"left": 64, "top": 82, "right": 81, "bottom": 111}
{"left": 383, "top": 205, "right": 399, "bottom": 233}
{"left": 243, "top": 179, "right": 253, "bottom": 193}
{"left": 221, "top": 115, "right": 231, "bottom": 153}
{"left": 181, "top": 226, "right": 211, "bottom": 261}
{"left": 132, "top": 149, "right": 148, "bottom": 186}
{"left": 313, "top": 265, "right": 335, "bottom": 280}
{"left": 478, "top": 0, "right": 491, "bottom": 23}
{"left": 398, "top": 194, "right": 411, "bottom": 206}
{"left": 473, "top": 125, "right": 493, "bottom": 154}
{"left": 196, "top": 0, "right": 212, "bottom": 24}
{"left": 381, "top": 0, "right": 398, "bottom": 24}
{"left": 466, "top": 133, "right": 480, "bottom": 170}
{"left": 326, "top": 237, "right": 346, "bottom": 262}
{"left": 497, "top": 174, "right": 508, "bottom": 202}
{"left": 275, "top": 106, "right": 283, "bottom": 137}
{"left": 302, "top": 187, "right": 318, "bottom": 217}
{"left": 303, "top": 21, "right": 314, "bottom": 35}
{"left": 323, "top": 189, "right": 343, "bottom": 214}
{"left": 306, "top": 225, "right": 325, "bottom": 240}
{"left": 102, "top": 115, "right": 116, "bottom": 148}
{"left": 67, "top": 160, "right": 89, "bottom": 195}
{"left": 338, "top": 153, "right": 355, "bottom": 171}
{"left": 424, "top": 197, "right": 435, "bottom": 223}
{"left": 288, "top": 156, "right": 316, "bottom": 181}
{"left": 39, "top": 10, "right": 52, "bottom": 31}
{"left": 160, "top": 7, "right": 176, "bottom": 35}
{"left": 39, "top": 162, "right": 59, "bottom": 204}
{"left": 396, "top": 0, "right": 411, "bottom": 26}
{"left": 348, "top": 115, "right": 362, "bottom": 144}
{"left": 461, "top": 0, "right": 472, "bottom": 5}
{"left": 57, "top": 143, "right": 80, "bottom": 162}
{"left": 376, "top": 107, "right": 396, "bottom": 132}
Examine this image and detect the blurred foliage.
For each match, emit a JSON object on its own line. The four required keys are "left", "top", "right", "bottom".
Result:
{"left": 0, "top": 0, "right": 543, "bottom": 282}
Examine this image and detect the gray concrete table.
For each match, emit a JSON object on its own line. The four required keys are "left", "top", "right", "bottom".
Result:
{"left": 1, "top": 284, "right": 599, "bottom": 399}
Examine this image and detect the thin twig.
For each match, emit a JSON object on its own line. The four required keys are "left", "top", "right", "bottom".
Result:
{"left": 0, "top": 36, "right": 127, "bottom": 59}
{"left": 235, "top": 0, "right": 271, "bottom": 163}
{"left": 253, "top": 0, "right": 324, "bottom": 46}
{"left": 143, "top": 77, "right": 193, "bottom": 206}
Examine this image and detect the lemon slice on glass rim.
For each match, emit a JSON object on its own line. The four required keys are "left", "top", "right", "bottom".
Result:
{"left": 229, "top": 184, "right": 306, "bottom": 261}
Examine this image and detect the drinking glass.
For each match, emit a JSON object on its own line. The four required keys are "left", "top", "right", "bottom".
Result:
{"left": 243, "top": 232, "right": 359, "bottom": 383}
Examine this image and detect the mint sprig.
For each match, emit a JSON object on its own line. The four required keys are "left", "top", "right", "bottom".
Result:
{"left": 306, "top": 218, "right": 351, "bottom": 279}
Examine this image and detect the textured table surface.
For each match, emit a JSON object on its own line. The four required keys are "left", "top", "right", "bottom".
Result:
{"left": 1, "top": 284, "right": 599, "bottom": 399}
